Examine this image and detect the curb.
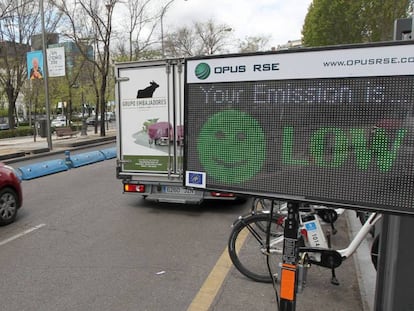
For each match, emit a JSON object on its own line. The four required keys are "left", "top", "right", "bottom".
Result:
{"left": 3, "top": 136, "right": 116, "bottom": 164}
{"left": 0, "top": 151, "right": 26, "bottom": 161}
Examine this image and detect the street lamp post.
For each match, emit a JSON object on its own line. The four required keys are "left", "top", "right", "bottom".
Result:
{"left": 160, "top": 0, "right": 175, "bottom": 58}
{"left": 81, "top": 91, "right": 87, "bottom": 136}
{"left": 160, "top": 0, "right": 188, "bottom": 58}
{"left": 40, "top": 0, "right": 52, "bottom": 150}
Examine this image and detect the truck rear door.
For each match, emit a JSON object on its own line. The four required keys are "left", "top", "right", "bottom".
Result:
{"left": 115, "top": 59, "right": 184, "bottom": 178}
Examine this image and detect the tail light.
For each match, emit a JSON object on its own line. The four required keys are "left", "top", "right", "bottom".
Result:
{"left": 210, "top": 191, "right": 235, "bottom": 198}
{"left": 124, "top": 184, "right": 145, "bottom": 193}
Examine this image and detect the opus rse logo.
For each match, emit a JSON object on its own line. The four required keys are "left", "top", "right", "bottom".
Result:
{"left": 194, "top": 62, "right": 245, "bottom": 80}
{"left": 194, "top": 63, "right": 211, "bottom": 80}
{"left": 194, "top": 60, "right": 280, "bottom": 80}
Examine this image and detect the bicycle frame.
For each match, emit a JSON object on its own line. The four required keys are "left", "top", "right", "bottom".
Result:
{"left": 227, "top": 206, "right": 381, "bottom": 287}
{"left": 337, "top": 212, "right": 381, "bottom": 258}
{"left": 267, "top": 210, "right": 381, "bottom": 266}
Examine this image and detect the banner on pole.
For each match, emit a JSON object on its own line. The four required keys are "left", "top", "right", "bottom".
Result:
{"left": 27, "top": 50, "right": 44, "bottom": 80}
{"left": 47, "top": 46, "right": 66, "bottom": 77}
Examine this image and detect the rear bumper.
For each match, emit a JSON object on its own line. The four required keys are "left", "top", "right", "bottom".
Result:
{"left": 122, "top": 181, "right": 239, "bottom": 204}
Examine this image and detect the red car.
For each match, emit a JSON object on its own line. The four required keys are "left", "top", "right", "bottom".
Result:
{"left": 0, "top": 163, "right": 23, "bottom": 226}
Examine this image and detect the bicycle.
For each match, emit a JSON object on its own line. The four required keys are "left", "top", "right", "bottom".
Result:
{"left": 252, "top": 197, "right": 375, "bottom": 237}
{"left": 228, "top": 201, "right": 381, "bottom": 285}
{"left": 251, "top": 198, "right": 345, "bottom": 233}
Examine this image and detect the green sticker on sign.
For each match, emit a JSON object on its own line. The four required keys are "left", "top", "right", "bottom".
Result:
{"left": 197, "top": 109, "right": 266, "bottom": 184}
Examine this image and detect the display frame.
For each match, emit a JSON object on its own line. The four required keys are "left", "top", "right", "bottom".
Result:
{"left": 184, "top": 41, "right": 414, "bottom": 215}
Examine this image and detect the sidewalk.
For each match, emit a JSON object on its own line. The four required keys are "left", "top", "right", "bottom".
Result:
{"left": 0, "top": 126, "right": 116, "bottom": 162}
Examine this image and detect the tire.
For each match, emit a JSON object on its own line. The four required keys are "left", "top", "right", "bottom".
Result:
{"left": 0, "top": 188, "right": 18, "bottom": 226}
{"left": 250, "top": 198, "right": 287, "bottom": 233}
{"left": 228, "top": 213, "right": 285, "bottom": 283}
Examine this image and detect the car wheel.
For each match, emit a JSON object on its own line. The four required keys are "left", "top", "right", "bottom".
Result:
{"left": 0, "top": 187, "right": 18, "bottom": 226}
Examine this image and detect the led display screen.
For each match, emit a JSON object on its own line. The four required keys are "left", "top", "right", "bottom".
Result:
{"left": 184, "top": 42, "right": 414, "bottom": 214}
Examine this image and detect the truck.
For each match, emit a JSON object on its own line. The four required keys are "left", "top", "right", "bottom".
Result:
{"left": 115, "top": 59, "right": 239, "bottom": 204}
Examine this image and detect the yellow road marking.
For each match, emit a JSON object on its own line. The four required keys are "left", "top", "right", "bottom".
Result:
{"left": 187, "top": 227, "right": 249, "bottom": 311}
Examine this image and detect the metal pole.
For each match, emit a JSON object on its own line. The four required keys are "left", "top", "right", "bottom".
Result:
{"left": 161, "top": 0, "right": 185, "bottom": 58}
{"left": 40, "top": 0, "right": 52, "bottom": 150}
{"left": 81, "top": 91, "right": 87, "bottom": 136}
{"left": 160, "top": 0, "right": 174, "bottom": 58}
{"left": 280, "top": 201, "right": 300, "bottom": 311}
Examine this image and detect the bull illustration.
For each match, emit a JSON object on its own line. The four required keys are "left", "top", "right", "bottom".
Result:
{"left": 137, "top": 81, "right": 159, "bottom": 98}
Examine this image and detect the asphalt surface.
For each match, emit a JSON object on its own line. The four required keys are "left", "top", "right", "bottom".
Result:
{"left": 0, "top": 126, "right": 377, "bottom": 310}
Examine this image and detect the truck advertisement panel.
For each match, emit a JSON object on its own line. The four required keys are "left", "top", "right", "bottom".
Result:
{"left": 117, "top": 63, "right": 173, "bottom": 172}
{"left": 184, "top": 42, "right": 414, "bottom": 214}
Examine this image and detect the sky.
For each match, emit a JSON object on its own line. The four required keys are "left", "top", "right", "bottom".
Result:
{"left": 161, "top": 0, "right": 313, "bottom": 49}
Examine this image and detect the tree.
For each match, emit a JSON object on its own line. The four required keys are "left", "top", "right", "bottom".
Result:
{"left": 195, "top": 19, "right": 233, "bottom": 55}
{"left": 360, "top": 0, "right": 411, "bottom": 42}
{"left": 52, "top": 0, "right": 118, "bottom": 136}
{"left": 114, "top": 0, "right": 158, "bottom": 61}
{"left": 163, "top": 19, "right": 233, "bottom": 57}
{"left": 0, "top": 1, "right": 56, "bottom": 128}
{"left": 0, "top": 1, "right": 17, "bottom": 19}
{"left": 238, "top": 35, "right": 270, "bottom": 53}
{"left": 302, "top": 0, "right": 411, "bottom": 47}
{"left": 163, "top": 26, "right": 201, "bottom": 57}
{"left": 302, "top": 0, "right": 363, "bottom": 46}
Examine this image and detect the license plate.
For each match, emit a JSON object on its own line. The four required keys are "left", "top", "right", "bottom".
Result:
{"left": 163, "top": 186, "right": 196, "bottom": 195}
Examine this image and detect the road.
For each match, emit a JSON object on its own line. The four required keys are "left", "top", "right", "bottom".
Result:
{"left": 0, "top": 149, "right": 372, "bottom": 311}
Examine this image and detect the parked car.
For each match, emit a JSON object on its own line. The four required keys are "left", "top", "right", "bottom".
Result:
{"left": 106, "top": 112, "right": 115, "bottom": 122}
{"left": 0, "top": 123, "right": 10, "bottom": 130}
{"left": 51, "top": 116, "right": 68, "bottom": 128}
{"left": 0, "top": 117, "right": 10, "bottom": 130}
{"left": 0, "top": 163, "right": 23, "bottom": 226}
{"left": 86, "top": 115, "right": 101, "bottom": 126}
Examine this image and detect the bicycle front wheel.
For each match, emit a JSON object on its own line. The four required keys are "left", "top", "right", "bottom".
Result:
{"left": 228, "top": 213, "right": 284, "bottom": 283}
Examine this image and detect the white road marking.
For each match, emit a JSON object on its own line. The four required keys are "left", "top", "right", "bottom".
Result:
{"left": 0, "top": 224, "right": 46, "bottom": 247}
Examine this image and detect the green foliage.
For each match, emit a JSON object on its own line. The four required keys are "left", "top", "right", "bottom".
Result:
{"left": 302, "top": 0, "right": 411, "bottom": 47}
{"left": 0, "top": 126, "right": 34, "bottom": 139}
{"left": 360, "top": 0, "right": 411, "bottom": 41}
{"left": 0, "top": 109, "right": 8, "bottom": 118}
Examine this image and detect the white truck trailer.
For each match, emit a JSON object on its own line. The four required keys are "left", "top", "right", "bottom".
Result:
{"left": 115, "top": 58, "right": 239, "bottom": 204}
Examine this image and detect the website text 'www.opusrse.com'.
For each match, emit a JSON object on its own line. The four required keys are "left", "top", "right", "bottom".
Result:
{"left": 323, "top": 56, "right": 414, "bottom": 67}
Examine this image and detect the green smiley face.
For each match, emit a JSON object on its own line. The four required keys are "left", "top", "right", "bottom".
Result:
{"left": 197, "top": 109, "right": 266, "bottom": 184}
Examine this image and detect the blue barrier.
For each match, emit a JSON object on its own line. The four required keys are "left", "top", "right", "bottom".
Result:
{"left": 17, "top": 147, "right": 116, "bottom": 181}
{"left": 18, "top": 159, "right": 69, "bottom": 180}
{"left": 69, "top": 150, "right": 106, "bottom": 168}
{"left": 100, "top": 147, "right": 117, "bottom": 159}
